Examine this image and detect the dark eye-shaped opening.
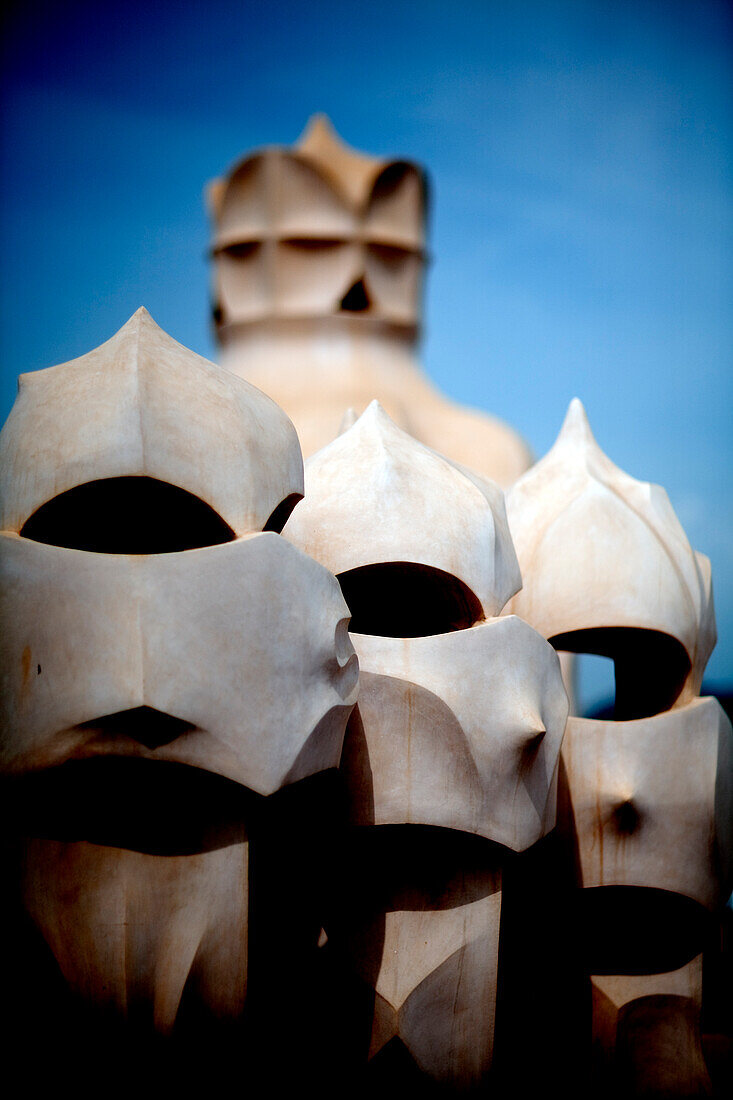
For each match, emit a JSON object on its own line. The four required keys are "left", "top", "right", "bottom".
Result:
{"left": 366, "top": 242, "right": 414, "bottom": 264}
{"left": 575, "top": 887, "right": 710, "bottom": 976}
{"left": 263, "top": 492, "right": 303, "bottom": 534}
{"left": 75, "top": 706, "right": 195, "bottom": 750}
{"left": 20, "top": 476, "right": 236, "bottom": 554}
{"left": 551, "top": 627, "right": 690, "bottom": 721}
{"left": 280, "top": 237, "right": 343, "bottom": 249}
{"left": 218, "top": 240, "right": 261, "bottom": 259}
{"left": 337, "top": 562, "right": 484, "bottom": 637}
{"left": 370, "top": 160, "right": 427, "bottom": 210}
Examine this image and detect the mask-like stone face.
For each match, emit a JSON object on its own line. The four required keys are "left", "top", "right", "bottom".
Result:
{"left": 506, "top": 398, "right": 715, "bottom": 715}
{"left": 208, "top": 116, "right": 426, "bottom": 332}
{"left": 285, "top": 402, "right": 565, "bottom": 846}
{"left": 560, "top": 698, "right": 732, "bottom": 915}
{"left": 0, "top": 532, "right": 357, "bottom": 790}
{"left": 284, "top": 403, "right": 567, "bottom": 1086}
{"left": 559, "top": 699, "right": 731, "bottom": 1098}
{"left": 0, "top": 310, "right": 352, "bottom": 794}
{"left": 507, "top": 399, "right": 730, "bottom": 1095}
{"left": 347, "top": 620, "right": 566, "bottom": 849}
{"left": 0, "top": 312, "right": 357, "bottom": 1055}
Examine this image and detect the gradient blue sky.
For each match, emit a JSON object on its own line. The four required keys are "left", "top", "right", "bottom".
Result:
{"left": 2, "top": 0, "right": 731, "bottom": 697}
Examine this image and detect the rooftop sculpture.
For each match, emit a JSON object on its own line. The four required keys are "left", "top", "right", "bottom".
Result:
{"left": 284, "top": 402, "right": 568, "bottom": 1086}
{"left": 0, "top": 122, "right": 730, "bottom": 1098}
{"left": 207, "top": 115, "right": 532, "bottom": 486}
{"left": 506, "top": 398, "right": 716, "bottom": 714}
{"left": 506, "top": 398, "right": 732, "bottom": 1096}
{"left": 0, "top": 312, "right": 357, "bottom": 1082}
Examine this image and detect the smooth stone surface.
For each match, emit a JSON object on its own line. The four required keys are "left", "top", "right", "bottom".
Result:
{"left": 560, "top": 697, "right": 733, "bottom": 909}
{"left": 0, "top": 531, "right": 358, "bottom": 794}
{"left": 346, "top": 616, "right": 568, "bottom": 850}
{"left": 591, "top": 957, "right": 712, "bottom": 1098}
{"left": 506, "top": 398, "right": 716, "bottom": 700}
{"left": 284, "top": 400, "right": 521, "bottom": 618}
{"left": 21, "top": 838, "right": 249, "bottom": 1033}
{"left": 0, "top": 308, "right": 304, "bottom": 537}
{"left": 363, "top": 883, "right": 502, "bottom": 1086}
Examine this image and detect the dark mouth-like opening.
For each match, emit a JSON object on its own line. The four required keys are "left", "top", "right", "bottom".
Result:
{"left": 345, "top": 824, "right": 503, "bottom": 911}
{"left": 20, "top": 476, "right": 236, "bottom": 554}
{"left": 338, "top": 562, "right": 484, "bottom": 637}
{"left": 551, "top": 626, "right": 691, "bottom": 720}
{"left": 575, "top": 886, "right": 711, "bottom": 975}
{"left": 1, "top": 757, "right": 258, "bottom": 855}
{"left": 75, "top": 706, "right": 196, "bottom": 750}
{"left": 339, "top": 278, "right": 371, "bottom": 312}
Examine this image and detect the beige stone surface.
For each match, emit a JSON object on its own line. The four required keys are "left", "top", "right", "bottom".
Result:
{"left": 348, "top": 618, "right": 567, "bottom": 850}
{"left": 284, "top": 400, "right": 522, "bottom": 617}
{"left": 22, "top": 839, "right": 249, "bottom": 1033}
{"left": 0, "top": 531, "right": 358, "bottom": 794}
{"left": 592, "top": 955, "right": 702, "bottom": 1035}
{"left": 0, "top": 315, "right": 351, "bottom": 1052}
{"left": 0, "top": 310, "right": 356, "bottom": 1051}
{"left": 362, "top": 884, "right": 502, "bottom": 1086}
{"left": 208, "top": 116, "right": 532, "bottom": 486}
{"left": 560, "top": 698, "right": 733, "bottom": 909}
{"left": 506, "top": 398, "right": 715, "bottom": 701}
{"left": 591, "top": 958, "right": 711, "bottom": 1097}
{"left": 218, "top": 321, "right": 532, "bottom": 487}
{"left": 285, "top": 400, "right": 567, "bottom": 848}
{"left": 284, "top": 398, "right": 566, "bottom": 1087}
{"left": 0, "top": 308, "right": 303, "bottom": 537}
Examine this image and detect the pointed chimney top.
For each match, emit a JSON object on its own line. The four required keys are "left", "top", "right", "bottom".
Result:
{"left": 296, "top": 113, "right": 384, "bottom": 206}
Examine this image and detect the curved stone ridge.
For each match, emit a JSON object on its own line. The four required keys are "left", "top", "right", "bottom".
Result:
{"left": 284, "top": 400, "right": 522, "bottom": 618}
{"left": 0, "top": 308, "right": 304, "bottom": 537}
{"left": 0, "top": 531, "right": 357, "bottom": 795}
{"left": 506, "top": 398, "right": 715, "bottom": 695}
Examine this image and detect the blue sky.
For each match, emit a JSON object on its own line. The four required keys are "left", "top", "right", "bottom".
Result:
{"left": 1, "top": 0, "right": 731, "bottom": 699}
